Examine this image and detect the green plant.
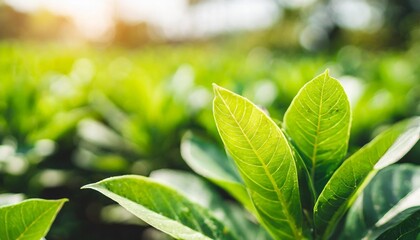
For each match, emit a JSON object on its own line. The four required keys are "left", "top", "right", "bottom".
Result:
{"left": 84, "top": 70, "right": 420, "bottom": 240}
{"left": 0, "top": 198, "right": 66, "bottom": 239}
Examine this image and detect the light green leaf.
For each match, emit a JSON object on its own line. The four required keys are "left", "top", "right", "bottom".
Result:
{"left": 284, "top": 70, "right": 351, "bottom": 192}
{"left": 83, "top": 175, "right": 238, "bottom": 240}
{"left": 314, "top": 117, "right": 420, "bottom": 239}
{"left": 150, "top": 169, "right": 271, "bottom": 240}
{"left": 0, "top": 198, "right": 67, "bottom": 240}
{"left": 341, "top": 164, "right": 420, "bottom": 240}
{"left": 181, "top": 132, "right": 253, "bottom": 212}
{"left": 212, "top": 84, "right": 303, "bottom": 239}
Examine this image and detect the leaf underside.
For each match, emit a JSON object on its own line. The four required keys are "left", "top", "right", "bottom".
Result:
{"left": 284, "top": 70, "right": 351, "bottom": 193}
{"left": 213, "top": 84, "right": 303, "bottom": 240}
{"left": 314, "top": 117, "right": 420, "bottom": 239}
{"left": 0, "top": 198, "right": 67, "bottom": 240}
{"left": 83, "top": 175, "right": 237, "bottom": 240}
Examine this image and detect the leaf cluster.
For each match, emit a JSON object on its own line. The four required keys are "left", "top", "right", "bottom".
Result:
{"left": 82, "top": 70, "right": 420, "bottom": 239}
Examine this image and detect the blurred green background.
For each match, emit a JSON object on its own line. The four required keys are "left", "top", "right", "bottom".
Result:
{"left": 0, "top": 0, "right": 419, "bottom": 239}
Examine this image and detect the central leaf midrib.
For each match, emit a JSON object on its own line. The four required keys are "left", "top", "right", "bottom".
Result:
{"left": 216, "top": 90, "right": 300, "bottom": 239}
{"left": 311, "top": 76, "right": 327, "bottom": 180}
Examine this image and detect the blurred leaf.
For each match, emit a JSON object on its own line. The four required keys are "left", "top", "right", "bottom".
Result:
{"left": 0, "top": 198, "right": 67, "bottom": 240}
{"left": 180, "top": 132, "right": 253, "bottom": 212}
{"left": 150, "top": 169, "right": 270, "bottom": 240}
{"left": 83, "top": 175, "right": 238, "bottom": 240}
{"left": 284, "top": 70, "right": 351, "bottom": 193}
{"left": 376, "top": 211, "right": 420, "bottom": 240}
{"left": 341, "top": 164, "right": 420, "bottom": 239}
{"left": 314, "top": 117, "right": 420, "bottom": 239}
{"left": 213, "top": 84, "right": 303, "bottom": 239}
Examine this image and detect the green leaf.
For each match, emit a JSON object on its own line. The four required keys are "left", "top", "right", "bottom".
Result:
{"left": 83, "top": 175, "right": 238, "bottom": 240}
{"left": 225, "top": 202, "right": 272, "bottom": 240}
{"left": 284, "top": 70, "right": 351, "bottom": 192}
{"left": 341, "top": 164, "right": 420, "bottom": 240}
{"left": 314, "top": 117, "right": 420, "bottom": 239}
{"left": 181, "top": 132, "right": 253, "bottom": 212}
{"left": 150, "top": 169, "right": 271, "bottom": 240}
{"left": 376, "top": 210, "right": 420, "bottom": 240}
{"left": 212, "top": 84, "right": 303, "bottom": 239}
{"left": 0, "top": 198, "right": 67, "bottom": 240}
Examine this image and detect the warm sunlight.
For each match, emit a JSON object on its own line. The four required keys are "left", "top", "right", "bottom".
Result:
{"left": 4, "top": 0, "right": 280, "bottom": 40}
{"left": 1, "top": 0, "right": 419, "bottom": 239}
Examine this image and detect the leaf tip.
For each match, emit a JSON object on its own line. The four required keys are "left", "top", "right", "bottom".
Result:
{"left": 212, "top": 83, "right": 222, "bottom": 93}
{"left": 81, "top": 183, "right": 96, "bottom": 190}
{"left": 324, "top": 68, "right": 330, "bottom": 77}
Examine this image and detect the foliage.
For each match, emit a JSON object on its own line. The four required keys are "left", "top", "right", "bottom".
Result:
{"left": 0, "top": 43, "right": 419, "bottom": 239}
{"left": 0, "top": 198, "right": 66, "bottom": 239}
{"left": 85, "top": 71, "right": 420, "bottom": 239}
{"left": 341, "top": 164, "right": 420, "bottom": 240}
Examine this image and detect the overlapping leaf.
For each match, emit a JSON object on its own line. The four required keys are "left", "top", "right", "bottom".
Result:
{"left": 83, "top": 175, "right": 238, "bottom": 240}
{"left": 0, "top": 198, "right": 67, "bottom": 240}
{"left": 284, "top": 70, "right": 351, "bottom": 192}
{"left": 341, "top": 164, "right": 420, "bottom": 240}
{"left": 150, "top": 169, "right": 270, "bottom": 240}
{"left": 181, "top": 132, "right": 253, "bottom": 212}
{"left": 314, "top": 117, "right": 420, "bottom": 239}
{"left": 376, "top": 211, "right": 420, "bottom": 240}
{"left": 213, "top": 84, "right": 303, "bottom": 239}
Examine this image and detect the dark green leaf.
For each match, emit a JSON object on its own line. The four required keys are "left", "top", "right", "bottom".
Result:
{"left": 341, "top": 164, "right": 420, "bottom": 240}
{"left": 376, "top": 210, "right": 420, "bottom": 240}
{"left": 314, "top": 117, "right": 420, "bottom": 239}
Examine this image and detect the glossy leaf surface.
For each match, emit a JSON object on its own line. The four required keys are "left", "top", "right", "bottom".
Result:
{"left": 341, "top": 164, "right": 420, "bottom": 240}
{"left": 284, "top": 70, "right": 351, "bottom": 192}
{"left": 0, "top": 198, "right": 67, "bottom": 240}
{"left": 213, "top": 84, "right": 303, "bottom": 239}
{"left": 83, "top": 175, "right": 238, "bottom": 240}
{"left": 314, "top": 117, "right": 420, "bottom": 239}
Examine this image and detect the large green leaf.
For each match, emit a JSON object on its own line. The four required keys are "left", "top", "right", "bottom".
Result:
{"left": 150, "top": 169, "right": 271, "bottom": 240}
{"left": 212, "top": 84, "right": 303, "bottom": 239}
{"left": 314, "top": 117, "right": 420, "bottom": 239}
{"left": 83, "top": 175, "right": 238, "bottom": 240}
{"left": 181, "top": 132, "right": 253, "bottom": 212}
{"left": 341, "top": 164, "right": 420, "bottom": 240}
{"left": 284, "top": 70, "right": 351, "bottom": 192}
{"left": 377, "top": 210, "right": 420, "bottom": 240}
{"left": 0, "top": 198, "right": 67, "bottom": 240}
